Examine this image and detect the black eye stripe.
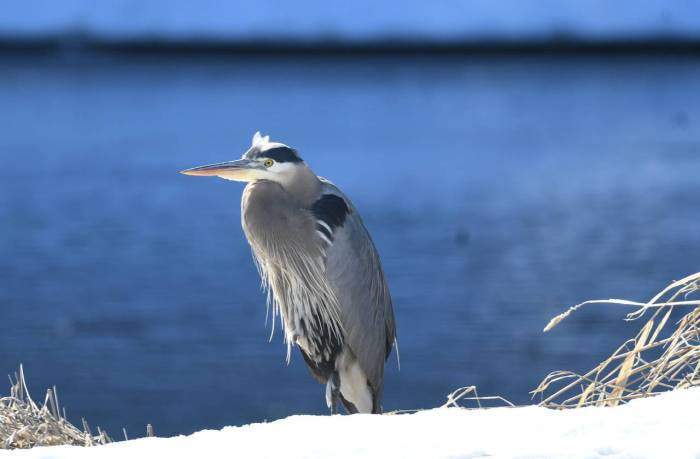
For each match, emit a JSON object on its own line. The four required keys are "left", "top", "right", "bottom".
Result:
{"left": 262, "top": 147, "right": 303, "bottom": 163}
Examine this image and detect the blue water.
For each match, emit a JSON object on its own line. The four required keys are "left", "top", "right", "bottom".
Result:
{"left": 0, "top": 52, "right": 699, "bottom": 437}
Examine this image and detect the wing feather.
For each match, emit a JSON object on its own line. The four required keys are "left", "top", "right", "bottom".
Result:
{"left": 318, "top": 179, "right": 396, "bottom": 400}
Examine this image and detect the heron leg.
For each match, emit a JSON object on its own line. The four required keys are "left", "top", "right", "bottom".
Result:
{"left": 326, "top": 371, "right": 341, "bottom": 415}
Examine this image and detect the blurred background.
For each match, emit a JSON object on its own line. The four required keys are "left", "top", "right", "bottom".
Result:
{"left": 1, "top": 0, "right": 699, "bottom": 438}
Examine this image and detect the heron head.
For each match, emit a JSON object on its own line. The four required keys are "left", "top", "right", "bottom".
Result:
{"left": 180, "top": 132, "right": 307, "bottom": 184}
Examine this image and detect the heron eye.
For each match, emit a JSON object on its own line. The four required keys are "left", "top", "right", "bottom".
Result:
{"left": 263, "top": 159, "right": 274, "bottom": 168}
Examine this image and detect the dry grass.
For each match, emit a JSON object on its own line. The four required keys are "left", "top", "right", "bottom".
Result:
{"left": 442, "top": 386, "right": 515, "bottom": 409}
{"left": 0, "top": 365, "right": 113, "bottom": 449}
{"left": 532, "top": 272, "right": 700, "bottom": 408}
{"left": 386, "top": 386, "right": 514, "bottom": 415}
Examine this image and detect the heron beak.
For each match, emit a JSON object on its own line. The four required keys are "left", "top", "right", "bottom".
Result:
{"left": 180, "top": 159, "right": 258, "bottom": 179}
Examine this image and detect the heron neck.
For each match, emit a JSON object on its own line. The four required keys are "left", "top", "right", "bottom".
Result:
{"left": 280, "top": 166, "right": 321, "bottom": 206}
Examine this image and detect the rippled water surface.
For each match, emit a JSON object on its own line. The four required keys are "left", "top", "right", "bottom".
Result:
{"left": 1, "top": 52, "right": 699, "bottom": 436}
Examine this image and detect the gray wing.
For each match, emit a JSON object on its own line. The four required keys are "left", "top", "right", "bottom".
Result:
{"left": 317, "top": 178, "right": 396, "bottom": 400}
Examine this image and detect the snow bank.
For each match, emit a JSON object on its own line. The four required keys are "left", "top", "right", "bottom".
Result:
{"left": 2, "top": 0, "right": 700, "bottom": 44}
{"left": 6, "top": 388, "right": 699, "bottom": 459}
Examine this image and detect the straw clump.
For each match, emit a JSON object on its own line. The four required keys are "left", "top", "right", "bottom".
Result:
{"left": 0, "top": 365, "right": 112, "bottom": 449}
{"left": 533, "top": 272, "right": 700, "bottom": 408}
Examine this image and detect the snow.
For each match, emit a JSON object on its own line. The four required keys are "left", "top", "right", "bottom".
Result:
{"left": 1, "top": 0, "right": 700, "bottom": 44}
{"left": 5, "top": 388, "right": 700, "bottom": 459}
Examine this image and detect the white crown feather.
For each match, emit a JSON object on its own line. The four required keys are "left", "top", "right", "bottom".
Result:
{"left": 252, "top": 131, "right": 270, "bottom": 148}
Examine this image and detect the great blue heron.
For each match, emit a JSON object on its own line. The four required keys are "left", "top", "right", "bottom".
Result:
{"left": 181, "top": 132, "right": 397, "bottom": 414}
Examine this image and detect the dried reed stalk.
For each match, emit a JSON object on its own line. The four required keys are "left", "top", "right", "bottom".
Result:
{"left": 442, "top": 386, "right": 515, "bottom": 409}
{"left": 533, "top": 272, "right": 700, "bottom": 408}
